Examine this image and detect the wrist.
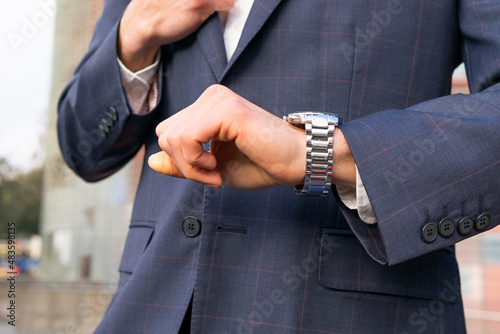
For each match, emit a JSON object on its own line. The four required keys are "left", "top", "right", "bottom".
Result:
{"left": 331, "top": 128, "right": 356, "bottom": 188}
{"left": 288, "top": 125, "right": 307, "bottom": 186}
{"left": 117, "top": 17, "right": 160, "bottom": 72}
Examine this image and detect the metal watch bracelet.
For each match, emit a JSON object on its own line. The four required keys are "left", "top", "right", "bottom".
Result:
{"left": 284, "top": 112, "right": 342, "bottom": 196}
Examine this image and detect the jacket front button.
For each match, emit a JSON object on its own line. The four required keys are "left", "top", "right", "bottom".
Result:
{"left": 421, "top": 223, "right": 438, "bottom": 243}
{"left": 458, "top": 217, "right": 474, "bottom": 235}
{"left": 475, "top": 213, "right": 490, "bottom": 230}
{"left": 182, "top": 216, "right": 201, "bottom": 237}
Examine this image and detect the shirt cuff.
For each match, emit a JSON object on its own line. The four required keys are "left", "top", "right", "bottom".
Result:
{"left": 336, "top": 167, "right": 377, "bottom": 224}
{"left": 117, "top": 53, "right": 160, "bottom": 114}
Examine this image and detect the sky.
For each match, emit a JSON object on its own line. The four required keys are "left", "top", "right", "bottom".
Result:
{"left": 0, "top": 0, "right": 55, "bottom": 171}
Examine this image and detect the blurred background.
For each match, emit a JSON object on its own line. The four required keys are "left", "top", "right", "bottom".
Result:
{"left": 0, "top": 0, "right": 499, "bottom": 333}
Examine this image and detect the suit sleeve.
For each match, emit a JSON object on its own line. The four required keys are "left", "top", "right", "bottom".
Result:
{"left": 57, "top": 0, "right": 161, "bottom": 182}
{"left": 339, "top": 0, "right": 500, "bottom": 265}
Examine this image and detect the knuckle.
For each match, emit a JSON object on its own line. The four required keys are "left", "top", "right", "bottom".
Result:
{"left": 205, "top": 84, "right": 231, "bottom": 98}
{"left": 183, "top": 151, "right": 200, "bottom": 165}
{"left": 187, "top": 0, "right": 204, "bottom": 9}
{"left": 178, "top": 132, "right": 191, "bottom": 145}
{"left": 179, "top": 166, "right": 196, "bottom": 180}
{"left": 185, "top": 149, "right": 206, "bottom": 166}
{"left": 221, "top": 97, "right": 246, "bottom": 118}
{"left": 155, "top": 122, "right": 166, "bottom": 137}
{"left": 205, "top": 84, "right": 222, "bottom": 95}
{"left": 158, "top": 134, "right": 166, "bottom": 148}
{"left": 165, "top": 134, "right": 178, "bottom": 147}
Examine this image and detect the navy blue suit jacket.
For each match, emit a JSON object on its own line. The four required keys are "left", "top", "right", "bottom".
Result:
{"left": 58, "top": 0, "right": 500, "bottom": 333}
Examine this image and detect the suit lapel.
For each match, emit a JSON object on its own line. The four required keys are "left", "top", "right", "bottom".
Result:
{"left": 196, "top": 13, "right": 228, "bottom": 81}
{"left": 196, "top": 0, "right": 284, "bottom": 82}
{"left": 222, "top": 0, "right": 283, "bottom": 79}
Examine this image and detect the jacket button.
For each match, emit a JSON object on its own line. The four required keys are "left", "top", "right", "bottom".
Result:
{"left": 109, "top": 107, "right": 118, "bottom": 121}
{"left": 458, "top": 217, "right": 474, "bottom": 235}
{"left": 421, "top": 223, "right": 438, "bottom": 243}
{"left": 438, "top": 218, "right": 455, "bottom": 237}
{"left": 98, "top": 123, "right": 109, "bottom": 137}
{"left": 182, "top": 216, "right": 201, "bottom": 237}
{"left": 104, "top": 115, "right": 115, "bottom": 127}
{"left": 475, "top": 213, "right": 490, "bottom": 230}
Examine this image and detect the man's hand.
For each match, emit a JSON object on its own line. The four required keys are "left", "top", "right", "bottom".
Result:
{"left": 118, "top": 0, "right": 234, "bottom": 71}
{"left": 149, "top": 85, "right": 357, "bottom": 190}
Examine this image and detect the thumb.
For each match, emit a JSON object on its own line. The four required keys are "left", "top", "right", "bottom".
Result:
{"left": 148, "top": 151, "right": 185, "bottom": 178}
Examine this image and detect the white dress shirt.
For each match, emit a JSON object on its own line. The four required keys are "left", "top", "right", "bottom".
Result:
{"left": 117, "top": 0, "right": 377, "bottom": 224}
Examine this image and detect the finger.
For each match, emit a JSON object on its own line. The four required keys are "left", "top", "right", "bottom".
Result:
{"left": 180, "top": 137, "right": 218, "bottom": 170}
{"left": 155, "top": 85, "right": 229, "bottom": 137}
{"left": 156, "top": 134, "right": 223, "bottom": 187}
{"left": 183, "top": 166, "right": 223, "bottom": 188}
{"left": 148, "top": 151, "right": 185, "bottom": 178}
{"left": 155, "top": 112, "right": 181, "bottom": 138}
{"left": 168, "top": 141, "right": 222, "bottom": 187}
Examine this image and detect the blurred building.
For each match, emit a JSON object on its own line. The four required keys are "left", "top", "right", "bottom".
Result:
{"left": 40, "top": 0, "right": 143, "bottom": 286}
{"left": 12, "top": 0, "right": 141, "bottom": 333}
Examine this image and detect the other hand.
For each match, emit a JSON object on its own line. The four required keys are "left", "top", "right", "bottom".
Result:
{"left": 118, "top": 0, "right": 234, "bottom": 71}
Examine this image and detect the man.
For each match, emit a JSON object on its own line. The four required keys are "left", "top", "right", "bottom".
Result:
{"left": 58, "top": 0, "right": 500, "bottom": 333}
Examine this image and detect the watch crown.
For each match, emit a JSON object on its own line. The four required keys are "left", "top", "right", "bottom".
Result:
{"left": 283, "top": 114, "right": 302, "bottom": 123}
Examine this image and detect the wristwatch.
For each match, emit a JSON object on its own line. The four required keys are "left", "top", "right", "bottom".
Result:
{"left": 283, "top": 112, "right": 342, "bottom": 196}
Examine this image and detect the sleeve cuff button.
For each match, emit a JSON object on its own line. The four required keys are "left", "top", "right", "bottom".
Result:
{"left": 422, "top": 223, "right": 438, "bottom": 243}
{"left": 438, "top": 218, "right": 455, "bottom": 237}
{"left": 475, "top": 213, "right": 490, "bottom": 230}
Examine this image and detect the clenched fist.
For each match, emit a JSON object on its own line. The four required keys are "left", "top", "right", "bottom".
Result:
{"left": 149, "top": 85, "right": 356, "bottom": 190}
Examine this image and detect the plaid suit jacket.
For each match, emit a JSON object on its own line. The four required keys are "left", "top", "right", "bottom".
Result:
{"left": 58, "top": 0, "right": 500, "bottom": 333}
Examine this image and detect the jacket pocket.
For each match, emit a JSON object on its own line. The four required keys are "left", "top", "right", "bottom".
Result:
{"left": 319, "top": 229, "right": 460, "bottom": 303}
{"left": 117, "top": 222, "right": 155, "bottom": 289}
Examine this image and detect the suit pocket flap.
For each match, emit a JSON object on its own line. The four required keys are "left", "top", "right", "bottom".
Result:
{"left": 118, "top": 223, "right": 154, "bottom": 274}
{"left": 319, "top": 231, "right": 460, "bottom": 302}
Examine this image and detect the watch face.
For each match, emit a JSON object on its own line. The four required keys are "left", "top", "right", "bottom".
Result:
{"left": 285, "top": 112, "right": 342, "bottom": 126}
